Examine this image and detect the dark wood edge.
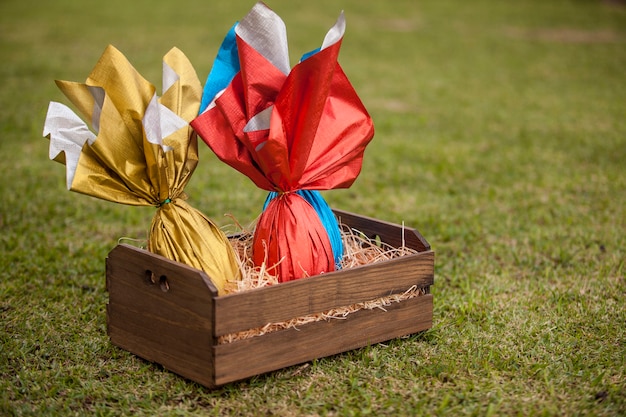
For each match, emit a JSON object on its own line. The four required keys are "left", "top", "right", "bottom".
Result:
{"left": 106, "top": 209, "right": 431, "bottom": 296}
{"left": 212, "top": 294, "right": 434, "bottom": 386}
{"left": 107, "top": 244, "right": 220, "bottom": 296}
{"left": 106, "top": 243, "right": 219, "bottom": 386}
{"left": 213, "top": 250, "right": 434, "bottom": 335}
{"left": 333, "top": 209, "right": 431, "bottom": 251}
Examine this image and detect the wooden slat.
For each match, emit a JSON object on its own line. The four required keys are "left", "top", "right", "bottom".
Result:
{"left": 214, "top": 251, "right": 434, "bottom": 336}
{"left": 106, "top": 244, "right": 218, "bottom": 387}
{"left": 333, "top": 209, "right": 431, "bottom": 252}
{"left": 213, "top": 294, "right": 433, "bottom": 385}
{"left": 105, "top": 211, "right": 434, "bottom": 388}
{"left": 106, "top": 244, "right": 219, "bottom": 296}
{"left": 107, "top": 304, "right": 215, "bottom": 388}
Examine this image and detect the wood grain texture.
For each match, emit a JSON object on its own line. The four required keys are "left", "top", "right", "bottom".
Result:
{"left": 333, "top": 209, "right": 431, "bottom": 252}
{"left": 106, "top": 244, "right": 218, "bottom": 387}
{"left": 213, "top": 251, "right": 434, "bottom": 336}
{"left": 105, "top": 210, "right": 434, "bottom": 389}
{"left": 213, "top": 294, "right": 433, "bottom": 385}
{"left": 107, "top": 304, "right": 216, "bottom": 388}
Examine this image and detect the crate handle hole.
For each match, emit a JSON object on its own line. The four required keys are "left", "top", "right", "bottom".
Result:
{"left": 145, "top": 270, "right": 156, "bottom": 285}
{"left": 159, "top": 275, "right": 170, "bottom": 292}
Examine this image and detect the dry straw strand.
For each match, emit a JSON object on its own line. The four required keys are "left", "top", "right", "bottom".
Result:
{"left": 218, "top": 218, "right": 423, "bottom": 344}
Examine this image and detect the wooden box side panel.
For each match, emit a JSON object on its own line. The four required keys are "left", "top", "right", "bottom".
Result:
{"left": 333, "top": 209, "right": 431, "bottom": 252}
{"left": 106, "top": 244, "right": 218, "bottom": 388}
{"left": 214, "top": 294, "right": 433, "bottom": 385}
{"left": 214, "top": 251, "right": 434, "bottom": 336}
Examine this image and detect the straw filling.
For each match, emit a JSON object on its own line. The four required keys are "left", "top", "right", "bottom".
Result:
{"left": 219, "top": 220, "right": 424, "bottom": 344}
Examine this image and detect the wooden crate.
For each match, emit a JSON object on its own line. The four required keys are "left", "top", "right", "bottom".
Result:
{"left": 105, "top": 209, "right": 434, "bottom": 388}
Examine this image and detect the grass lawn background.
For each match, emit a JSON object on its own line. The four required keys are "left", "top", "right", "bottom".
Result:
{"left": 1, "top": 0, "right": 624, "bottom": 415}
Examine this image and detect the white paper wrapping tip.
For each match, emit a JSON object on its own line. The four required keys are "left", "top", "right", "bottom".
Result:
{"left": 143, "top": 94, "right": 185, "bottom": 152}
{"left": 162, "top": 60, "right": 180, "bottom": 95}
{"left": 43, "top": 101, "right": 96, "bottom": 189}
{"left": 321, "top": 11, "right": 346, "bottom": 50}
{"left": 236, "top": 2, "right": 290, "bottom": 75}
{"left": 243, "top": 105, "right": 273, "bottom": 133}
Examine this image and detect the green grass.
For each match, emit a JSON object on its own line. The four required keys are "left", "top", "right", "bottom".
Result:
{"left": 1, "top": 0, "right": 625, "bottom": 415}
